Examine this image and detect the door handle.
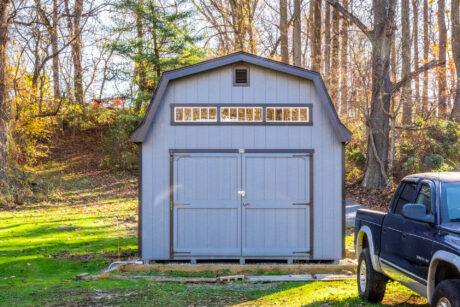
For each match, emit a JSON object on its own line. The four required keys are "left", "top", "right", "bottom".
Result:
{"left": 243, "top": 203, "right": 250, "bottom": 207}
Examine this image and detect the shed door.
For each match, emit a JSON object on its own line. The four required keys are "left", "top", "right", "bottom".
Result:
{"left": 172, "top": 153, "right": 241, "bottom": 256}
{"left": 242, "top": 153, "right": 312, "bottom": 257}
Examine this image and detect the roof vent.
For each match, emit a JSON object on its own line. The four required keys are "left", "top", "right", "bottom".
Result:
{"left": 233, "top": 65, "right": 249, "bottom": 86}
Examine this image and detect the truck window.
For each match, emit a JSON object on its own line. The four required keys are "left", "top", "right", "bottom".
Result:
{"left": 441, "top": 182, "right": 460, "bottom": 225}
{"left": 414, "top": 183, "right": 432, "bottom": 215}
{"left": 394, "top": 182, "right": 417, "bottom": 215}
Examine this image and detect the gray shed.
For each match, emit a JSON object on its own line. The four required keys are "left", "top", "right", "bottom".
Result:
{"left": 132, "top": 52, "right": 351, "bottom": 263}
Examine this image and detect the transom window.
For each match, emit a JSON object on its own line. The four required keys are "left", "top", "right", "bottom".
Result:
{"left": 171, "top": 104, "right": 312, "bottom": 126}
{"left": 221, "top": 107, "right": 262, "bottom": 122}
{"left": 174, "top": 107, "right": 217, "bottom": 122}
{"left": 266, "top": 107, "right": 309, "bottom": 122}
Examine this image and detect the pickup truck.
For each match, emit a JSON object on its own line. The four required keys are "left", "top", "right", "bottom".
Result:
{"left": 355, "top": 172, "right": 460, "bottom": 306}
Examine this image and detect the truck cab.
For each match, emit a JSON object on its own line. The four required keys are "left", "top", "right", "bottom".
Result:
{"left": 354, "top": 172, "right": 460, "bottom": 306}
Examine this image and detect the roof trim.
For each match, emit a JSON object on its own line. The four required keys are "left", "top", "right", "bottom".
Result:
{"left": 131, "top": 51, "right": 352, "bottom": 143}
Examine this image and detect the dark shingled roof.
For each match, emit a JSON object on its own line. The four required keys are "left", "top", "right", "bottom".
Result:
{"left": 131, "top": 51, "right": 352, "bottom": 143}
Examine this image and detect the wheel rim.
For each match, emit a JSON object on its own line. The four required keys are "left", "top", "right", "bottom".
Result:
{"left": 437, "top": 297, "right": 452, "bottom": 307}
{"left": 359, "top": 260, "right": 367, "bottom": 293}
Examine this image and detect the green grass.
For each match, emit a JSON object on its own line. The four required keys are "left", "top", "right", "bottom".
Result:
{"left": 0, "top": 154, "right": 429, "bottom": 306}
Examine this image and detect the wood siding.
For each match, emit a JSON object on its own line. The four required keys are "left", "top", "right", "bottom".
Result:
{"left": 141, "top": 64, "right": 343, "bottom": 260}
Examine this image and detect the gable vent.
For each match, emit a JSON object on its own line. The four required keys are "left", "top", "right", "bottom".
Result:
{"left": 234, "top": 66, "right": 249, "bottom": 86}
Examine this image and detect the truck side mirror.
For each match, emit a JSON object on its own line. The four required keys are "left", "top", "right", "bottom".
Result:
{"left": 401, "top": 203, "right": 435, "bottom": 224}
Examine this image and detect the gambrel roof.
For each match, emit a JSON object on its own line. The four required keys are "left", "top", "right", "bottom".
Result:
{"left": 131, "top": 51, "right": 352, "bottom": 143}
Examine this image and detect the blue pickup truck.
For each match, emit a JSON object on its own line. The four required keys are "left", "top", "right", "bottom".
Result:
{"left": 355, "top": 172, "right": 460, "bottom": 306}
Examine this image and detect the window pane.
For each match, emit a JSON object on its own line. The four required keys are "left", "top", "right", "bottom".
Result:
{"left": 266, "top": 108, "right": 274, "bottom": 121}
{"left": 200, "top": 108, "right": 208, "bottom": 120}
{"left": 175, "top": 108, "right": 183, "bottom": 121}
{"left": 299, "top": 108, "right": 308, "bottom": 121}
{"left": 254, "top": 108, "right": 262, "bottom": 121}
{"left": 221, "top": 107, "right": 229, "bottom": 120}
{"left": 209, "top": 108, "right": 217, "bottom": 120}
{"left": 441, "top": 183, "right": 460, "bottom": 224}
{"left": 230, "top": 108, "right": 237, "bottom": 120}
{"left": 238, "top": 108, "right": 245, "bottom": 121}
{"left": 193, "top": 108, "right": 200, "bottom": 120}
{"left": 275, "top": 108, "right": 283, "bottom": 121}
{"left": 246, "top": 108, "right": 254, "bottom": 121}
{"left": 184, "top": 108, "right": 192, "bottom": 121}
{"left": 394, "top": 182, "right": 417, "bottom": 215}
{"left": 291, "top": 108, "right": 299, "bottom": 121}
{"left": 284, "top": 108, "right": 291, "bottom": 121}
{"left": 415, "top": 184, "right": 432, "bottom": 214}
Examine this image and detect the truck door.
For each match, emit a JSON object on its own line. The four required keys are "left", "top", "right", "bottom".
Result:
{"left": 380, "top": 180, "right": 417, "bottom": 275}
{"left": 400, "top": 180, "right": 436, "bottom": 280}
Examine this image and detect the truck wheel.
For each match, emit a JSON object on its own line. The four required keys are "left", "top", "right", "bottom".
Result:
{"left": 357, "top": 248, "right": 388, "bottom": 303}
{"left": 431, "top": 279, "right": 460, "bottom": 307}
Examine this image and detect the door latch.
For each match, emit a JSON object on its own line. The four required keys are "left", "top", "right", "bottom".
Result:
{"left": 243, "top": 203, "right": 250, "bottom": 207}
{"left": 238, "top": 190, "right": 245, "bottom": 197}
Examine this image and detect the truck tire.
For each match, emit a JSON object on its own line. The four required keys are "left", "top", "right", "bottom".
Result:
{"left": 431, "top": 279, "right": 460, "bottom": 307}
{"left": 357, "top": 248, "right": 388, "bottom": 303}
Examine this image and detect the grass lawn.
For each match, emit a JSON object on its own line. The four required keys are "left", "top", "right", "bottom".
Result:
{"left": 0, "top": 139, "right": 429, "bottom": 306}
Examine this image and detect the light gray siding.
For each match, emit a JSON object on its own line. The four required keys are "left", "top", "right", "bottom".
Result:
{"left": 141, "top": 64, "right": 343, "bottom": 260}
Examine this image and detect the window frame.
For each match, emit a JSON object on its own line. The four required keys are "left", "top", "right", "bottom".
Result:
{"left": 170, "top": 103, "right": 313, "bottom": 126}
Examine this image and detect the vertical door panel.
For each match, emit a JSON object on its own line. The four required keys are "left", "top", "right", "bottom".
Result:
{"left": 173, "top": 153, "right": 241, "bottom": 256}
{"left": 242, "top": 153, "right": 311, "bottom": 256}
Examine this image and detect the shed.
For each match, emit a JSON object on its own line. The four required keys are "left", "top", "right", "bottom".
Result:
{"left": 132, "top": 52, "right": 351, "bottom": 263}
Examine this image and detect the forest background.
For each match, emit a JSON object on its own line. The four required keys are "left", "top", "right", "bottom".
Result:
{"left": 0, "top": 0, "right": 459, "bottom": 206}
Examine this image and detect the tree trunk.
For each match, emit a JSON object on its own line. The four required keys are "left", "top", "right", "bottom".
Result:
{"left": 0, "top": 0, "right": 10, "bottom": 186}
{"left": 134, "top": 0, "right": 147, "bottom": 113}
{"left": 340, "top": 0, "right": 349, "bottom": 115}
{"left": 361, "top": 0, "right": 396, "bottom": 189}
{"left": 324, "top": 2, "right": 331, "bottom": 74}
{"left": 412, "top": 0, "right": 420, "bottom": 112}
{"left": 280, "top": 0, "right": 289, "bottom": 63}
{"left": 438, "top": 0, "right": 447, "bottom": 116}
{"left": 451, "top": 0, "right": 460, "bottom": 121}
{"left": 311, "top": 0, "right": 322, "bottom": 71}
{"left": 51, "top": 0, "right": 61, "bottom": 108}
{"left": 293, "top": 0, "right": 302, "bottom": 66}
{"left": 330, "top": 5, "right": 340, "bottom": 108}
{"left": 401, "top": 0, "right": 412, "bottom": 124}
{"left": 65, "top": 0, "right": 84, "bottom": 106}
{"left": 422, "top": 0, "right": 429, "bottom": 113}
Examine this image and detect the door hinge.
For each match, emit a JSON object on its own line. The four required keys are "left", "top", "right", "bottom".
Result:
{"left": 292, "top": 202, "right": 311, "bottom": 206}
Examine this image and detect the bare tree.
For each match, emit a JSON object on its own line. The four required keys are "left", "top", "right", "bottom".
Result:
{"left": 280, "top": 0, "right": 288, "bottom": 63}
{"left": 451, "top": 0, "right": 460, "bottom": 121}
{"left": 438, "top": 0, "right": 447, "bottom": 116}
{"left": 401, "top": 0, "right": 412, "bottom": 124}
{"left": 65, "top": 0, "right": 84, "bottom": 106}
{"left": 326, "top": 0, "right": 444, "bottom": 188}
{"left": 0, "top": 0, "right": 10, "bottom": 186}
{"left": 340, "top": 0, "right": 349, "bottom": 114}
{"left": 194, "top": 0, "right": 259, "bottom": 54}
{"left": 422, "top": 0, "right": 429, "bottom": 111}
{"left": 412, "top": 0, "right": 420, "bottom": 110}
{"left": 323, "top": 2, "right": 331, "bottom": 74}
{"left": 330, "top": 4, "right": 339, "bottom": 105}
{"left": 311, "top": 0, "right": 322, "bottom": 71}
{"left": 292, "top": 0, "right": 302, "bottom": 66}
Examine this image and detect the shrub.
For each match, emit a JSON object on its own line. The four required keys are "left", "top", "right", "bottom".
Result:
{"left": 424, "top": 154, "right": 444, "bottom": 170}
{"left": 402, "top": 156, "right": 420, "bottom": 174}
{"left": 102, "top": 110, "right": 143, "bottom": 170}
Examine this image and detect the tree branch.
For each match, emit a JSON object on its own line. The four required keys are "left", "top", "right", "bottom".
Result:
{"left": 392, "top": 59, "right": 446, "bottom": 93}
{"left": 325, "top": 0, "right": 371, "bottom": 39}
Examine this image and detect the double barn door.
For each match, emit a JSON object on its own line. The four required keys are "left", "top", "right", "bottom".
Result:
{"left": 171, "top": 150, "right": 312, "bottom": 258}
